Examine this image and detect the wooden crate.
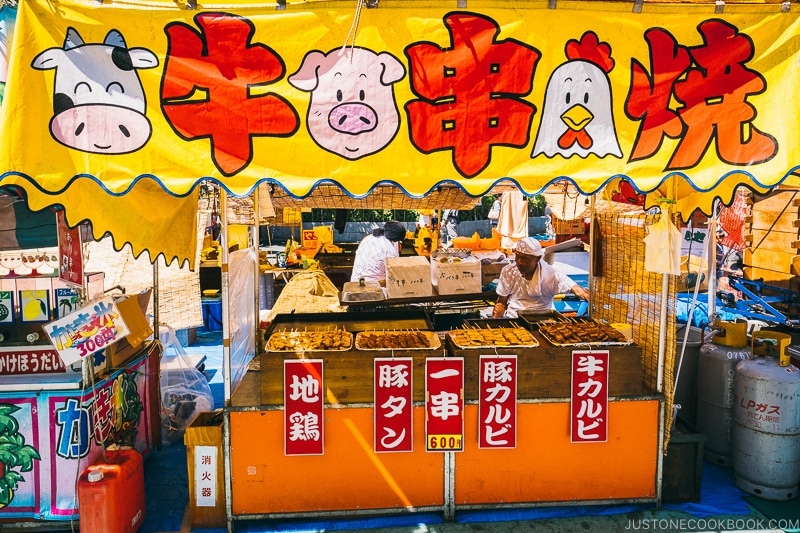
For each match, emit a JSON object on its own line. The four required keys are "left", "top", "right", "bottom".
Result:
{"left": 662, "top": 418, "right": 706, "bottom": 503}
{"left": 745, "top": 189, "right": 800, "bottom": 290}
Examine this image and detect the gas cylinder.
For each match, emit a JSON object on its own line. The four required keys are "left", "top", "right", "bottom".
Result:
{"left": 696, "top": 320, "right": 750, "bottom": 467}
{"left": 732, "top": 331, "right": 800, "bottom": 501}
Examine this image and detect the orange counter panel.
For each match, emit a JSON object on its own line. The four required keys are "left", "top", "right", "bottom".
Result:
{"left": 229, "top": 406, "right": 444, "bottom": 515}
{"left": 455, "top": 400, "right": 659, "bottom": 504}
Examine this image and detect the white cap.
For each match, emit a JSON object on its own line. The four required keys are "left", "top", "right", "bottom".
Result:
{"left": 87, "top": 470, "right": 104, "bottom": 483}
{"left": 514, "top": 237, "right": 544, "bottom": 257}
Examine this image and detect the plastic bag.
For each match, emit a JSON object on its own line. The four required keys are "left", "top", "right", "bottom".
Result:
{"left": 158, "top": 326, "right": 214, "bottom": 445}
{"left": 643, "top": 209, "right": 682, "bottom": 275}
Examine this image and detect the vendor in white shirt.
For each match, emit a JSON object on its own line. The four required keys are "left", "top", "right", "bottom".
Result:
{"left": 350, "top": 221, "right": 407, "bottom": 285}
{"left": 492, "top": 237, "right": 589, "bottom": 318}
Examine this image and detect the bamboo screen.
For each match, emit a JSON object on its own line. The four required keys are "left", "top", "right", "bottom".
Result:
{"left": 590, "top": 212, "right": 678, "bottom": 446}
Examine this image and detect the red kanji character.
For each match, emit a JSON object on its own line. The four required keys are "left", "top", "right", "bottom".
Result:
{"left": 161, "top": 13, "right": 299, "bottom": 176}
{"left": 92, "top": 387, "right": 113, "bottom": 443}
{"left": 405, "top": 13, "right": 539, "bottom": 178}
{"left": 672, "top": 19, "right": 776, "bottom": 169}
{"left": 626, "top": 21, "right": 776, "bottom": 169}
{"left": 626, "top": 28, "right": 690, "bottom": 161}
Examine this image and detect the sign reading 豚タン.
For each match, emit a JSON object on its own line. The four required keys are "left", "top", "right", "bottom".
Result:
{"left": 425, "top": 358, "right": 464, "bottom": 452}
{"left": 479, "top": 355, "right": 517, "bottom": 449}
{"left": 570, "top": 350, "right": 610, "bottom": 443}
{"left": 42, "top": 296, "right": 130, "bottom": 367}
{"left": 374, "top": 358, "right": 413, "bottom": 453}
{"left": 284, "top": 359, "right": 324, "bottom": 456}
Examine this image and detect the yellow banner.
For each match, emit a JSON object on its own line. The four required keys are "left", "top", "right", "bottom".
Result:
{"left": 2, "top": 0, "right": 800, "bottom": 204}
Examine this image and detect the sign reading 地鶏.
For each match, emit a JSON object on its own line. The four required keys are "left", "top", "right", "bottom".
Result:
{"left": 284, "top": 359, "right": 324, "bottom": 456}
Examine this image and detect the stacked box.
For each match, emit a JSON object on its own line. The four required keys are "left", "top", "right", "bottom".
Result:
{"left": 385, "top": 256, "right": 432, "bottom": 298}
{"left": 432, "top": 256, "right": 482, "bottom": 295}
{"left": 480, "top": 260, "right": 509, "bottom": 288}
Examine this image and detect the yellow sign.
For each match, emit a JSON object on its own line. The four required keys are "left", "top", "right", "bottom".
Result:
{"left": 2, "top": 0, "right": 799, "bottom": 207}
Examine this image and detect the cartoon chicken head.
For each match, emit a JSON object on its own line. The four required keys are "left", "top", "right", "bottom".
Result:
{"left": 532, "top": 31, "right": 622, "bottom": 159}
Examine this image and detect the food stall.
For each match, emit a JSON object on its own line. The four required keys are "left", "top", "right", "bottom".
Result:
{"left": 228, "top": 307, "right": 657, "bottom": 519}
{"left": 2, "top": 0, "right": 800, "bottom": 529}
{"left": 0, "top": 216, "right": 160, "bottom": 526}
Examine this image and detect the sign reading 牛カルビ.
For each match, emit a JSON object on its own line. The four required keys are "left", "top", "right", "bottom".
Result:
{"left": 1, "top": 0, "right": 799, "bottom": 204}
{"left": 571, "top": 350, "right": 610, "bottom": 443}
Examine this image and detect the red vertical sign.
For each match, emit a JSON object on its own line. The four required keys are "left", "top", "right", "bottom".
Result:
{"left": 479, "top": 355, "right": 517, "bottom": 449}
{"left": 425, "top": 357, "right": 464, "bottom": 452}
{"left": 374, "top": 358, "right": 413, "bottom": 453}
{"left": 56, "top": 211, "right": 83, "bottom": 287}
{"left": 570, "top": 350, "right": 609, "bottom": 443}
{"left": 284, "top": 359, "right": 324, "bottom": 455}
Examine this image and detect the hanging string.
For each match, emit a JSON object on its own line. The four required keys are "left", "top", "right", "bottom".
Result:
{"left": 341, "top": 0, "right": 366, "bottom": 58}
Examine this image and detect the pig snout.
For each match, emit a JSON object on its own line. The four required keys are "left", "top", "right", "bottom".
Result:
{"left": 328, "top": 102, "right": 378, "bottom": 134}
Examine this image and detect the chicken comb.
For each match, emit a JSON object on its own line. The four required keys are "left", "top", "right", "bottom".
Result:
{"left": 564, "top": 31, "right": 614, "bottom": 74}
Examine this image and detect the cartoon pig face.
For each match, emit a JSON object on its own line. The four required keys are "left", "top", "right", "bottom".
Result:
{"left": 289, "top": 47, "right": 406, "bottom": 160}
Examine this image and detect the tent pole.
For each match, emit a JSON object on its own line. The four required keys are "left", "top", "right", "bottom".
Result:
{"left": 152, "top": 260, "right": 159, "bottom": 340}
{"left": 657, "top": 272, "right": 668, "bottom": 393}
{"left": 253, "top": 186, "right": 262, "bottom": 353}
{"left": 588, "top": 194, "right": 595, "bottom": 318}
{"left": 221, "top": 189, "right": 231, "bottom": 406}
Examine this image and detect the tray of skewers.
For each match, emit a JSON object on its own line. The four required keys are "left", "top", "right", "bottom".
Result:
{"left": 447, "top": 324, "right": 538, "bottom": 349}
{"left": 537, "top": 318, "right": 631, "bottom": 347}
{"left": 267, "top": 326, "right": 353, "bottom": 352}
{"left": 355, "top": 329, "right": 441, "bottom": 350}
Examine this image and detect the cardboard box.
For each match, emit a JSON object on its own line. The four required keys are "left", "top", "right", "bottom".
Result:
{"left": 106, "top": 289, "right": 154, "bottom": 368}
{"left": 432, "top": 256, "right": 482, "bottom": 295}
{"left": 481, "top": 260, "right": 509, "bottom": 288}
{"left": 385, "top": 256, "right": 432, "bottom": 298}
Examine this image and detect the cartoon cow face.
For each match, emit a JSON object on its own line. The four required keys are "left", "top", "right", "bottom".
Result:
{"left": 32, "top": 28, "right": 158, "bottom": 154}
{"left": 289, "top": 47, "right": 406, "bottom": 160}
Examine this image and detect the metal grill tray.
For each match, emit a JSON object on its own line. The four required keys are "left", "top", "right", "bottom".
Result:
{"left": 537, "top": 319, "right": 632, "bottom": 347}
{"left": 447, "top": 327, "right": 539, "bottom": 349}
{"left": 266, "top": 330, "right": 353, "bottom": 352}
{"left": 355, "top": 330, "right": 441, "bottom": 351}
{"left": 517, "top": 310, "right": 568, "bottom": 329}
{"left": 265, "top": 310, "right": 433, "bottom": 335}
{"left": 463, "top": 318, "right": 524, "bottom": 330}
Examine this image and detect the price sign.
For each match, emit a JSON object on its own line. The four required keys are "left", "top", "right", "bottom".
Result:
{"left": 425, "top": 358, "right": 464, "bottom": 452}
{"left": 42, "top": 296, "right": 130, "bottom": 366}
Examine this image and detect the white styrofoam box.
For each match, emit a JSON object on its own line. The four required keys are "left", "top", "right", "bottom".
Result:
{"left": 432, "top": 256, "right": 482, "bottom": 295}
{"left": 385, "top": 256, "right": 432, "bottom": 298}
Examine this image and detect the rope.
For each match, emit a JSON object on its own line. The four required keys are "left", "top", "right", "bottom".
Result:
{"left": 341, "top": 0, "right": 366, "bottom": 57}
